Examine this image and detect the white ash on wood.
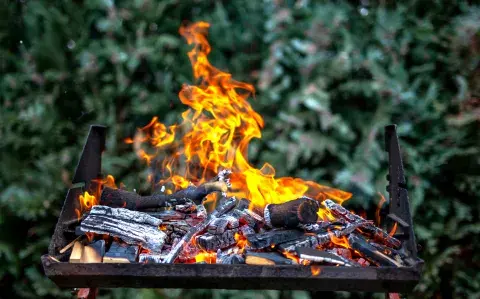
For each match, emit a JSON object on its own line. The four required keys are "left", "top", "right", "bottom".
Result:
{"left": 79, "top": 205, "right": 167, "bottom": 253}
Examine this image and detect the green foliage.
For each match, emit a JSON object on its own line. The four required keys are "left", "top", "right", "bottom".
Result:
{"left": 1, "top": 0, "right": 478, "bottom": 298}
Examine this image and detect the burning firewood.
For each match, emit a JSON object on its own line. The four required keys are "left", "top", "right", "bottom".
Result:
{"left": 79, "top": 205, "right": 167, "bottom": 253}
{"left": 322, "top": 199, "right": 402, "bottom": 249}
{"left": 247, "top": 229, "right": 305, "bottom": 249}
{"left": 196, "top": 229, "right": 238, "bottom": 251}
{"left": 295, "top": 247, "right": 359, "bottom": 267}
{"left": 100, "top": 181, "right": 228, "bottom": 210}
{"left": 162, "top": 196, "right": 238, "bottom": 263}
{"left": 264, "top": 197, "right": 320, "bottom": 228}
{"left": 245, "top": 251, "right": 296, "bottom": 265}
{"left": 348, "top": 233, "right": 403, "bottom": 267}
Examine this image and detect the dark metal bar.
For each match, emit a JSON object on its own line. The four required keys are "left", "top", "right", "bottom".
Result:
{"left": 41, "top": 255, "right": 420, "bottom": 292}
{"left": 385, "top": 125, "right": 420, "bottom": 264}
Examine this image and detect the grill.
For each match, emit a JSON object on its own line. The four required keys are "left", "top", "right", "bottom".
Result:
{"left": 42, "top": 124, "right": 423, "bottom": 293}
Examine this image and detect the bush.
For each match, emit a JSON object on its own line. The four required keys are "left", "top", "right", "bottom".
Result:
{"left": 1, "top": 1, "right": 478, "bottom": 298}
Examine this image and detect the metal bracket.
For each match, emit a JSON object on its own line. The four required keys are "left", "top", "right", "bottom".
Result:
{"left": 384, "top": 125, "right": 418, "bottom": 261}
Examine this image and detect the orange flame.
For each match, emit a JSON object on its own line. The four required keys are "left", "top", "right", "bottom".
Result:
{"left": 76, "top": 174, "right": 118, "bottom": 219}
{"left": 375, "top": 192, "right": 386, "bottom": 226}
{"left": 311, "top": 265, "right": 322, "bottom": 276}
{"left": 127, "top": 21, "right": 351, "bottom": 210}
{"left": 234, "top": 233, "right": 249, "bottom": 253}
{"left": 389, "top": 222, "right": 398, "bottom": 236}
{"left": 329, "top": 232, "right": 351, "bottom": 249}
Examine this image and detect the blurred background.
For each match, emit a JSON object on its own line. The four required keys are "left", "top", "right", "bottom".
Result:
{"left": 1, "top": 0, "right": 479, "bottom": 298}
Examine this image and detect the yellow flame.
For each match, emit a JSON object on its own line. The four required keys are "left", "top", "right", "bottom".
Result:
{"left": 128, "top": 21, "right": 352, "bottom": 210}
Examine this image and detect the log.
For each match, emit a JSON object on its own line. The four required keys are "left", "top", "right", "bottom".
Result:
{"left": 69, "top": 241, "right": 84, "bottom": 263}
{"left": 162, "top": 197, "right": 238, "bottom": 263}
{"left": 246, "top": 229, "right": 305, "bottom": 249}
{"left": 148, "top": 210, "right": 186, "bottom": 220}
{"left": 276, "top": 234, "right": 319, "bottom": 253}
{"left": 138, "top": 253, "right": 165, "bottom": 263}
{"left": 348, "top": 233, "right": 403, "bottom": 267}
{"left": 322, "top": 199, "right": 401, "bottom": 249}
{"left": 100, "top": 181, "right": 227, "bottom": 210}
{"left": 245, "top": 251, "right": 295, "bottom": 265}
{"left": 80, "top": 240, "right": 105, "bottom": 263}
{"left": 79, "top": 206, "right": 166, "bottom": 253}
{"left": 296, "top": 247, "right": 359, "bottom": 267}
{"left": 264, "top": 197, "right": 319, "bottom": 228}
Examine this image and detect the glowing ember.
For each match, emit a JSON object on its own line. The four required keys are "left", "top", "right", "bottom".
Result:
{"left": 311, "top": 265, "right": 322, "bottom": 276}
{"left": 195, "top": 251, "right": 216, "bottom": 263}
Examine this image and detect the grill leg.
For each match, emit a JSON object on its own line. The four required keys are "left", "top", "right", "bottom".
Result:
{"left": 77, "top": 288, "right": 97, "bottom": 299}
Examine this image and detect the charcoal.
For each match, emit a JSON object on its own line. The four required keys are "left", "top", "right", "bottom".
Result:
{"left": 162, "top": 197, "right": 237, "bottom": 263}
{"left": 138, "top": 253, "right": 164, "bottom": 263}
{"left": 296, "top": 247, "right": 359, "bottom": 267}
{"left": 323, "top": 199, "right": 401, "bottom": 249}
{"left": 217, "top": 254, "right": 245, "bottom": 264}
{"left": 148, "top": 210, "right": 186, "bottom": 220}
{"left": 239, "top": 225, "right": 255, "bottom": 236}
{"left": 348, "top": 233, "right": 403, "bottom": 267}
{"left": 208, "top": 217, "right": 230, "bottom": 234}
{"left": 276, "top": 234, "right": 319, "bottom": 252}
{"left": 247, "top": 229, "right": 305, "bottom": 249}
{"left": 103, "top": 243, "right": 139, "bottom": 263}
{"left": 196, "top": 229, "right": 238, "bottom": 251}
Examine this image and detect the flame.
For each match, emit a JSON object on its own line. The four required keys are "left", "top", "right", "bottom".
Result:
{"left": 311, "top": 265, "right": 322, "bottom": 276}
{"left": 234, "top": 233, "right": 249, "bottom": 253}
{"left": 195, "top": 251, "right": 216, "bottom": 263}
{"left": 329, "top": 232, "right": 351, "bottom": 249}
{"left": 283, "top": 251, "right": 300, "bottom": 264}
{"left": 76, "top": 174, "right": 118, "bottom": 219}
{"left": 127, "top": 21, "right": 351, "bottom": 210}
{"left": 375, "top": 192, "right": 386, "bottom": 226}
{"left": 389, "top": 222, "right": 398, "bottom": 236}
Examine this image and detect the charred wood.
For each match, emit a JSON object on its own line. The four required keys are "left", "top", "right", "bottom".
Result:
{"left": 348, "top": 233, "right": 403, "bottom": 267}
{"left": 296, "top": 247, "right": 359, "bottom": 267}
{"left": 196, "top": 229, "right": 238, "bottom": 251}
{"left": 162, "top": 197, "right": 238, "bottom": 263}
{"left": 100, "top": 181, "right": 227, "bottom": 210}
{"left": 323, "top": 199, "right": 401, "bottom": 249}
{"left": 247, "top": 229, "right": 305, "bottom": 249}
{"left": 79, "top": 206, "right": 166, "bottom": 253}
{"left": 264, "top": 197, "right": 319, "bottom": 228}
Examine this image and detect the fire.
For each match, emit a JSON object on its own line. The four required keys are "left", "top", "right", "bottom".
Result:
{"left": 389, "top": 222, "right": 398, "bottom": 236}
{"left": 127, "top": 21, "right": 351, "bottom": 212}
{"left": 76, "top": 174, "right": 118, "bottom": 219}
{"left": 195, "top": 251, "right": 216, "bottom": 263}
{"left": 234, "top": 233, "right": 249, "bottom": 253}
{"left": 310, "top": 265, "right": 322, "bottom": 276}
{"left": 375, "top": 192, "right": 386, "bottom": 226}
{"left": 329, "top": 232, "right": 350, "bottom": 249}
